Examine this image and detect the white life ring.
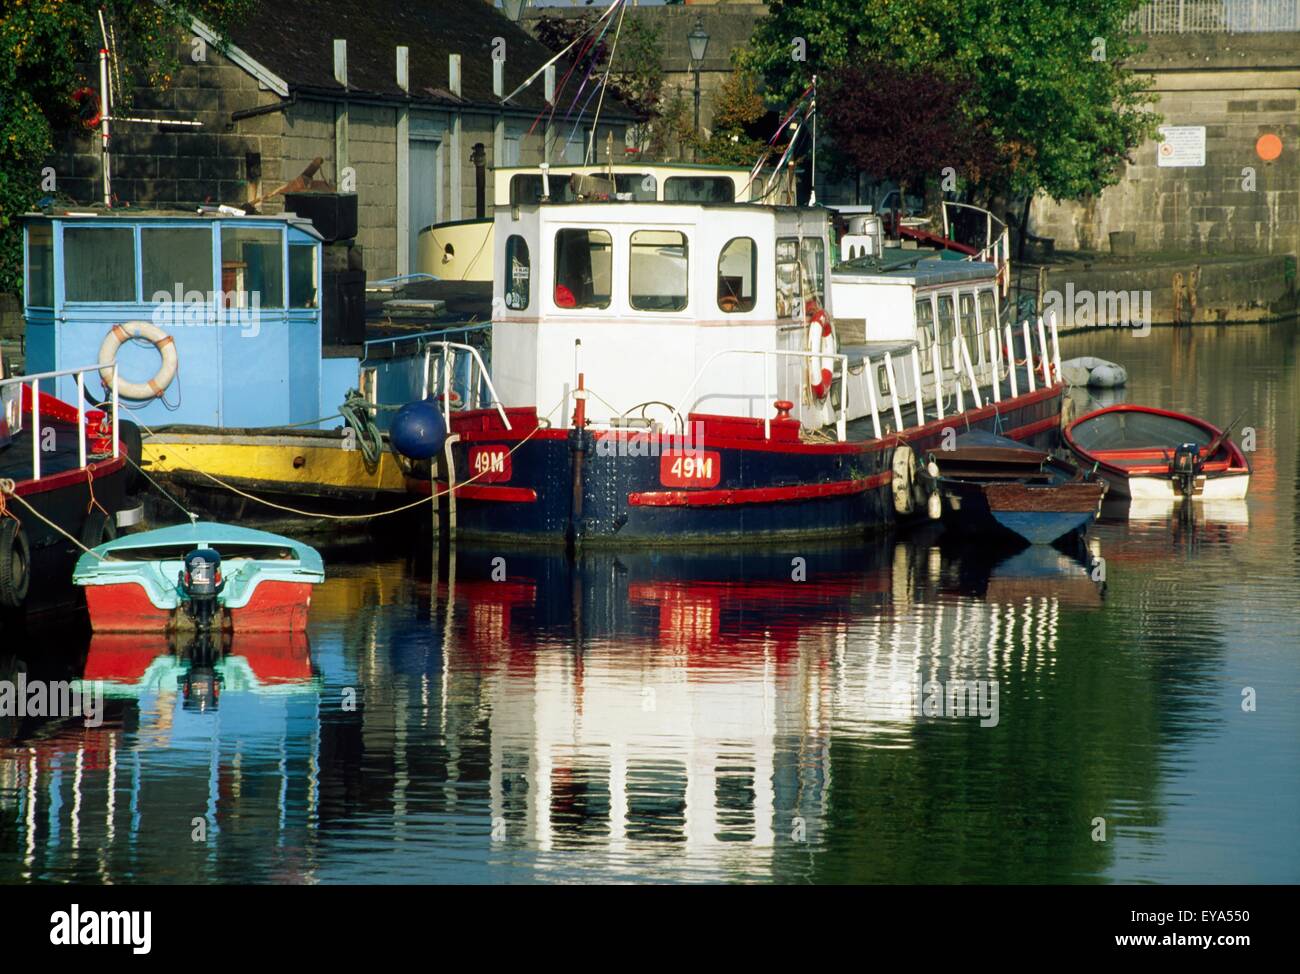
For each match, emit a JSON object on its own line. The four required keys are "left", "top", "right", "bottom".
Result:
{"left": 98, "top": 321, "right": 178, "bottom": 400}
{"left": 806, "top": 302, "right": 836, "bottom": 401}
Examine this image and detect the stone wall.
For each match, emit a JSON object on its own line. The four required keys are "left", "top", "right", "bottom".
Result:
{"left": 1032, "top": 33, "right": 1300, "bottom": 258}
{"left": 48, "top": 42, "right": 285, "bottom": 209}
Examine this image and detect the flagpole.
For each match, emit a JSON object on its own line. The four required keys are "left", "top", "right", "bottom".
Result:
{"left": 809, "top": 74, "right": 817, "bottom": 206}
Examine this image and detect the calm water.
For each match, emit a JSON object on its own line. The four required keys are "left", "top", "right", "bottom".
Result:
{"left": 2, "top": 323, "right": 1297, "bottom": 884}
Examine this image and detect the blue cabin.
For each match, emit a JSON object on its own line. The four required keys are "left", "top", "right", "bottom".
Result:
{"left": 22, "top": 211, "right": 358, "bottom": 429}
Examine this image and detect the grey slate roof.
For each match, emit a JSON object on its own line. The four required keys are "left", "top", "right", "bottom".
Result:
{"left": 225, "top": 0, "right": 633, "bottom": 117}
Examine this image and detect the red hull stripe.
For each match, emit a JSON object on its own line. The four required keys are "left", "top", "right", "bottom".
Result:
{"left": 13, "top": 456, "right": 127, "bottom": 497}
{"left": 410, "top": 480, "right": 538, "bottom": 503}
{"left": 628, "top": 472, "right": 890, "bottom": 508}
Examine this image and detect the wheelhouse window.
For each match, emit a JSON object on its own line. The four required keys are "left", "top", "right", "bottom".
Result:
{"left": 64, "top": 227, "right": 136, "bottom": 302}
{"left": 221, "top": 227, "right": 283, "bottom": 308}
{"left": 959, "top": 290, "right": 981, "bottom": 365}
{"left": 775, "top": 238, "right": 801, "bottom": 318}
{"left": 288, "top": 244, "right": 318, "bottom": 308}
{"left": 504, "top": 234, "right": 530, "bottom": 310}
{"left": 800, "top": 237, "right": 826, "bottom": 308}
{"left": 663, "top": 176, "right": 735, "bottom": 203}
{"left": 978, "top": 288, "right": 998, "bottom": 354}
{"left": 142, "top": 227, "right": 214, "bottom": 301}
{"left": 629, "top": 230, "right": 688, "bottom": 312}
{"left": 916, "top": 297, "right": 935, "bottom": 374}
{"left": 936, "top": 293, "right": 956, "bottom": 369}
{"left": 717, "top": 237, "right": 756, "bottom": 313}
{"left": 554, "top": 228, "right": 611, "bottom": 309}
{"left": 26, "top": 224, "right": 54, "bottom": 307}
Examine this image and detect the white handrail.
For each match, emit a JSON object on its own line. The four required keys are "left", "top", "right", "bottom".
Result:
{"left": 671, "top": 347, "right": 851, "bottom": 442}
{"left": 1036, "top": 317, "right": 1052, "bottom": 386}
{"left": 911, "top": 346, "right": 925, "bottom": 425}
{"left": 0, "top": 363, "right": 120, "bottom": 482}
{"left": 1022, "top": 319, "right": 1036, "bottom": 393}
{"left": 1048, "top": 311, "right": 1063, "bottom": 382}
{"left": 863, "top": 354, "right": 882, "bottom": 439}
{"left": 883, "top": 351, "right": 904, "bottom": 430}
{"left": 1004, "top": 324, "right": 1019, "bottom": 399}
{"left": 424, "top": 341, "right": 512, "bottom": 431}
{"left": 988, "top": 327, "right": 1001, "bottom": 404}
{"left": 930, "top": 341, "right": 944, "bottom": 419}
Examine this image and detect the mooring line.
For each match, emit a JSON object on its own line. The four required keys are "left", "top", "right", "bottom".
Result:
{"left": 146, "top": 424, "right": 541, "bottom": 521}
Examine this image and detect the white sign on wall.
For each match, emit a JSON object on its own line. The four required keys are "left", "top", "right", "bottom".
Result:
{"left": 1157, "top": 126, "right": 1206, "bottom": 167}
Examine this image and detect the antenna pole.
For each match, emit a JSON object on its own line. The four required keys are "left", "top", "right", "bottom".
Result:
{"left": 809, "top": 74, "right": 817, "bottom": 206}
{"left": 99, "top": 46, "right": 112, "bottom": 206}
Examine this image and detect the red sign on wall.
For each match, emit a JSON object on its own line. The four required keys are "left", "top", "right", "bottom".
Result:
{"left": 659, "top": 451, "right": 721, "bottom": 488}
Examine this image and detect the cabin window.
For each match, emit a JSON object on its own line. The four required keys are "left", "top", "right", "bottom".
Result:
{"left": 288, "top": 244, "right": 318, "bottom": 309}
{"left": 800, "top": 237, "right": 826, "bottom": 307}
{"left": 877, "top": 364, "right": 891, "bottom": 398}
{"left": 64, "top": 227, "right": 136, "bottom": 302}
{"left": 142, "top": 227, "right": 214, "bottom": 301}
{"left": 25, "top": 224, "right": 54, "bottom": 307}
{"left": 959, "top": 291, "right": 981, "bottom": 366}
{"left": 663, "top": 176, "right": 735, "bottom": 203}
{"left": 504, "top": 234, "right": 530, "bottom": 310}
{"left": 916, "top": 298, "right": 935, "bottom": 373}
{"left": 220, "top": 227, "right": 283, "bottom": 309}
{"left": 978, "top": 288, "right": 998, "bottom": 352}
{"left": 629, "top": 230, "right": 688, "bottom": 312}
{"left": 936, "top": 293, "right": 956, "bottom": 369}
{"left": 717, "top": 237, "right": 757, "bottom": 313}
{"left": 775, "top": 238, "right": 801, "bottom": 318}
{"left": 512, "top": 174, "right": 570, "bottom": 204}
{"left": 553, "top": 228, "right": 611, "bottom": 309}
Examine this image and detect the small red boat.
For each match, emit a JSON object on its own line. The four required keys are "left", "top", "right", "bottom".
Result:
{"left": 1063, "top": 404, "right": 1250, "bottom": 502}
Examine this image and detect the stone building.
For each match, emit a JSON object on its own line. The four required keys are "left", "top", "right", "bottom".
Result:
{"left": 1031, "top": 30, "right": 1300, "bottom": 258}
{"left": 47, "top": 0, "right": 632, "bottom": 281}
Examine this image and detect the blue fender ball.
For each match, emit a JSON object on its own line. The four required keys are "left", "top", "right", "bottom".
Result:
{"left": 390, "top": 398, "right": 448, "bottom": 460}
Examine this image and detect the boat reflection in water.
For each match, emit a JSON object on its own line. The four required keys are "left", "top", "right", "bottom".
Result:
{"left": 1, "top": 536, "right": 1109, "bottom": 883}
{"left": 425, "top": 537, "right": 1103, "bottom": 878}
{"left": 0, "top": 630, "right": 321, "bottom": 883}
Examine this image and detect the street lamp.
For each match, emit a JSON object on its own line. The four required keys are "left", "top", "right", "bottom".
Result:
{"left": 687, "top": 16, "right": 709, "bottom": 161}
{"left": 502, "top": 0, "right": 526, "bottom": 23}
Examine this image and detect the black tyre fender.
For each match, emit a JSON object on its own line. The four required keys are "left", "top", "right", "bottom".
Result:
{"left": 81, "top": 507, "right": 118, "bottom": 551}
{"left": 0, "top": 519, "right": 31, "bottom": 609}
{"left": 118, "top": 419, "right": 144, "bottom": 492}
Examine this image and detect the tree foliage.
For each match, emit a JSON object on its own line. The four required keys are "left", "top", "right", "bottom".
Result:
{"left": 822, "top": 58, "right": 994, "bottom": 197}
{"left": 0, "top": 1, "right": 251, "bottom": 295}
{"left": 740, "top": 0, "right": 1159, "bottom": 203}
{"left": 532, "top": 12, "right": 665, "bottom": 134}
{"left": 692, "top": 69, "right": 768, "bottom": 167}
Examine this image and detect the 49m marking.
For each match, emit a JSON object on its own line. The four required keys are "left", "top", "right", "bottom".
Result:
{"left": 659, "top": 451, "right": 721, "bottom": 488}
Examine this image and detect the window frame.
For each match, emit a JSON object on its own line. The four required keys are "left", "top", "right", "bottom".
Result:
{"left": 775, "top": 237, "right": 802, "bottom": 319}
{"left": 62, "top": 225, "right": 140, "bottom": 304}
{"left": 717, "top": 236, "right": 758, "bottom": 314}
{"left": 504, "top": 234, "right": 531, "bottom": 311}
{"left": 628, "top": 228, "right": 689, "bottom": 314}
{"left": 552, "top": 227, "right": 613, "bottom": 311}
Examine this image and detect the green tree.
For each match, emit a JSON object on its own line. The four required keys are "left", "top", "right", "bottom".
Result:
{"left": 0, "top": 1, "right": 251, "bottom": 295}
{"left": 741, "top": 0, "right": 1159, "bottom": 216}
{"left": 692, "top": 68, "right": 768, "bottom": 167}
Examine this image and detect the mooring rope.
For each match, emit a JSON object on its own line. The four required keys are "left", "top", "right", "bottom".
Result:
{"left": 146, "top": 424, "right": 541, "bottom": 521}
{"left": 0, "top": 477, "right": 103, "bottom": 559}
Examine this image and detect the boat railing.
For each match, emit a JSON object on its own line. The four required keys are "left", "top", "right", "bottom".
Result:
{"left": 0, "top": 363, "right": 119, "bottom": 481}
{"left": 422, "top": 341, "right": 512, "bottom": 431}
{"left": 673, "top": 349, "right": 851, "bottom": 442}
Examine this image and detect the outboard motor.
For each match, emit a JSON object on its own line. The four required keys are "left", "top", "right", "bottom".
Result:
{"left": 1170, "top": 442, "right": 1204, "bottom": 498}
{"left": 180, "top": 632, "right": 223, "bottom": 713}
{"left": 179, "top": 548, "right": 225, "bottom": 630}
